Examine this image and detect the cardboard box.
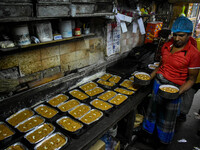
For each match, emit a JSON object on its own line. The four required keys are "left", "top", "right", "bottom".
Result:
{"left": 145, "top": 21, "right": 163, "bottom": 43}
{"left": 89, "top": 140, "right": 105, "bottom": 150}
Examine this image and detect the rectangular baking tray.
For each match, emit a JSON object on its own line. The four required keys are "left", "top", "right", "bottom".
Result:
{"left": 68, "top": 103, "right": 91, "bottom": 119}
{"left": 78, "top": 109, "right": 103, "bottom": 125}
{"left": 15, "top": 115, "right": 45, "bottom": 133}
{"left": 6, "top": 108, "right": 35, "bottom": 127}
{"left": 47, "top": 94, "right": 69, "bottom": 107}
{"left": 24, "top": 123, "right": 55, "bottom": 144}
{"left": 34, "top": 132, "right": 68, "bottom": 150}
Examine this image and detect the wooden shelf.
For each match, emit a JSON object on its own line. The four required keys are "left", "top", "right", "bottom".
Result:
{"left": 0, "top": 33, "right": 95, "bottom": 56}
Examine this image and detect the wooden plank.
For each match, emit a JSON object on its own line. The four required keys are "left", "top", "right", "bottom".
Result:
{"left": 28, "top": 72, "right": 64, "bottom": 88}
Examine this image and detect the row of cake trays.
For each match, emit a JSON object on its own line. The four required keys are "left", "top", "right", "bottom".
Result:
{"left": 1, "top": 72, "right": 139, "bottom": 149}
{"left": 1, "top": 70, "right": 180, "bottom": 149}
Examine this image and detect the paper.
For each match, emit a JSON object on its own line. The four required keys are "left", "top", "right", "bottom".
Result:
{"left": 116, "top": 13, "right": 125, "bottom": 21}
{"left": 137, "top": 18, "right": 146, "bottom": 34}
{"left": 121, "top": 22, "right": 127, "bottom": 33}
{"left": 106, "top": 23, "right": 121, "bottom": 56}
{"left": 177, "top": 139, "right": 187, "bottom": 143}
{"left": 125, "top": 16, "right": 132, "bottom": 23}
{"left": 133, "top": 22, "right": 138, "bottom": 33}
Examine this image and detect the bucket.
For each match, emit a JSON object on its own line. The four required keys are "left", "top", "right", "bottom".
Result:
{"left": 13, "top": 25, "right": 31, "bottom": 46}
{"left": 59, "top": 21, "right": 72, "bottom": 38}
{"left": 36, "top": 22, "right": 53, "bottom": 43}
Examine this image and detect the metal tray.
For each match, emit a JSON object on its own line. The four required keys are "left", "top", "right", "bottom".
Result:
{"left": 34, "top": 104, "right": 59, "bottom": 119}
{"left": 114, "top": 87, "right": 134, "bottom": 96}
{"left": 90, "top": 99, "right": 113, "bottom": 112}
{"left": 79, "top": 81, "right": 98, "bottom": 92}
{"left": 69, "top": 89, "right": 89, "bottom": 102}
{"left": 0, "top": 122, "right": 15, "bottom": 143}
{"left": 57, "top": 99, "right": 80, "bottom": 113}
{"left": 5, "top": 142, "right": 28, "bottom": 150}
{"left": 15, "top": 115, "right": 45, "bottom": 133}
{"left": 6, "top": 108, "right": 35, "bottom": 127}
{"left": 56, "top": 116, "right": 84, "bottom": 137}
{"left": 85, "top": 87, "right": 105, "bottom": 98}
{"left": 108, "top": 94, "right": 128, "bottom": 106}
{"left": 96, "top": 79, "right": 115, "bottom": 89}
{"left": 97, "top": 90, "right": 117, "bottom": 101}
{"left": 68, "top": 103, "right": 91, "bottom": 119}
{"left": 34, "top": 132, "right": 68, "bottom": 150}
{"left": 47, "top": 94, "right": 69, "bottom": 107}
{"left": 99, "top": 73, "right": 113, "bottom": 81}
{"left": 24, "top": 123, "right": 55, "bottom": 144}
{"left": 108, "top": 75, "right": 121, "bottom": 84}
{"left": 79, "top": 109, "right": 103, "bottom": 125}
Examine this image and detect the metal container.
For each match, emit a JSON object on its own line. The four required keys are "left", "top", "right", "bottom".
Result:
{"left": 47, "top": 94, "right": 69, "bottom": 107}
{"left": 6, "top": 108, "right": 35, "bottom": 127}
{"left": 97, "top": 90, "right": 117, "bottom": 101}
{"left": 108, "top": 94, "right": 128, "bottom": 105}
{"left": 56, "top": 116, "right": 83, "bottom": 133}
{"left": 57, "top": 99, "right": 80, "bottom": 112}
{"left": 34, "top": 104, "right": 58, "bottom": 119}
{"left": 34, "top": 132, "right": 68, "bottom": 150}
{"left": 5, "top": 142, "right": 28, "bottom": 150}
{"left": 0, "top": 122, "right": 15, "bottom": 143}
{"left": 0, "top": 3, "right": 33, "bottom": 18}
{"left": 134, "top": 72, "right": 151, "bottom": 86}
{"left": 158, "top": 84, "right": 179, "bottom": 100}
{"left": 24, "top": 123, "right": 55, "bottom": 144}
{"left": 79, "top": 81, "right": 98, "bottom": 91}
{"left": 79, "top": 109, "right": 103, "bottom": 125}
{"left": 90, "top": 99, "right": 113, "bottom": 111}
{"left": 15, "top": 115, "right": 45, "bottom": 133}
{"left": 114, "top": 87, "right": 134, "bottom": 95}
{"left": 68, "top": 103, "right": 91, "bottom": 119}
{"left": 69, "top": 89, "right": 89, "bottom": 101}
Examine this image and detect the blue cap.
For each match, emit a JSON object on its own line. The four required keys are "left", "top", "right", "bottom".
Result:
{"left": 171, "top": 16, "right": 193, "bottom": 33}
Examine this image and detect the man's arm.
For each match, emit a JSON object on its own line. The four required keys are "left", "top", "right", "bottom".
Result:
{"left": 179, "top": 69, "right": 199, "bottom": 95}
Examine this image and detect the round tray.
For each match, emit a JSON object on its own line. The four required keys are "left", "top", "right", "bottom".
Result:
{"left": 134, "top": 72, "right": 151, "bottom": 86}
{"left": 158, "top": 84, "right": 179, "bottom": 99}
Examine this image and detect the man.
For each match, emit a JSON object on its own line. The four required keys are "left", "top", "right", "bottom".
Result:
{"left": 142, "top": 16, "right": 200, "bottom": 145}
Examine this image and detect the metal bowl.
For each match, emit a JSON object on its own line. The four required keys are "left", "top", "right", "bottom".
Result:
{"left": 134, "top": 72, "right": 151, "bottom": 85}
{"left": 158, "top": 84, "right": 179, "bottom": 99}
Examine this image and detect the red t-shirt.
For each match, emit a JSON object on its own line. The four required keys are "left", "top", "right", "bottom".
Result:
{"left": 157, "top": 38, "right": 200, "bottom": 85}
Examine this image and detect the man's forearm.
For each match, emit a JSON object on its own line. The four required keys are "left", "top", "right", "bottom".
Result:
{"left": 179, "top": 79, "right": 195, "bottom": 95}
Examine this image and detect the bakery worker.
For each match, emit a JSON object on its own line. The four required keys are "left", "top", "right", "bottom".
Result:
{"left": 142, "top": 16, "right": 200, "bottom": 145}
